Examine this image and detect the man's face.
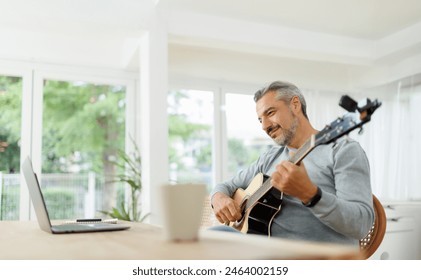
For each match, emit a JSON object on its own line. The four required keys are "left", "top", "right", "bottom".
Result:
{"left": 256, "top": 91, "right": 298, "bottom": 146}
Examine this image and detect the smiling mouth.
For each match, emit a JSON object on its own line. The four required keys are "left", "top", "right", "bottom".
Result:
{"left": 267, "top": 126, "right": 280, "bottom": 138}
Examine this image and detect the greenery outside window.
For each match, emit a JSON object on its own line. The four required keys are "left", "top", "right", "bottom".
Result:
{"left": 0, "top": 75, "right": 23, "bottom": 220}
{"left": 41, "top": 79, "right": 127, "bottom": 219}
{"left": 168, "top": 90, "right": 214, "bottom": 190}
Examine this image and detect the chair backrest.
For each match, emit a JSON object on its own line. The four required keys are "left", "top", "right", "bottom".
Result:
{"left": 359, "top": 195, "right": 387, "bottom": 259}
{"left": 201, "top": 195, "right": 220, "bottom": 228}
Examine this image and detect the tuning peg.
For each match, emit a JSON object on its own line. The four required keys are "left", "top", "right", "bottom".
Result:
{"left": 339, "top": 95, "right": 358, "bottom": 112}
{"left": 357, "top": 98, "right": 382, "bottom": 114}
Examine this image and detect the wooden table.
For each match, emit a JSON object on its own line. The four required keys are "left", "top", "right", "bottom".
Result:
{"left": 0, "top": 221, "right": 361, "bottom": 260}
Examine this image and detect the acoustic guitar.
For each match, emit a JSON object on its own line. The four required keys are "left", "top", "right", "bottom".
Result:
{"left": 227, "top": 95, "right": 381, "bottom": 236}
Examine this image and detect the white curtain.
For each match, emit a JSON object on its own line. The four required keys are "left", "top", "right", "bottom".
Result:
{"left": 301, "top": 82, "right": 421, "bottom": 202}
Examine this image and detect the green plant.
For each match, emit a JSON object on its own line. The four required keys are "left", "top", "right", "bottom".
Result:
{"left": 100, "top": 140, "right": 148, "bottom": 222}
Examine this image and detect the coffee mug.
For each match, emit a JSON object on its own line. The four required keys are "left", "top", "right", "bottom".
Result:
{"left": 159, "top": 183, "right": 207, "bottom": 242}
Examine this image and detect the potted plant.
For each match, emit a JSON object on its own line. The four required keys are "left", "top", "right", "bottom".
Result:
{"left": 100, "top": 139, "right": 148, "bottom": 222}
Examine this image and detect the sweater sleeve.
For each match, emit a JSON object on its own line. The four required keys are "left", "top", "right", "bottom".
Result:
{"left": 311, "top": 140, "right": 375, "bottom": 239}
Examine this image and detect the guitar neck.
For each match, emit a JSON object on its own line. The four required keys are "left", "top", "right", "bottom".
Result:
{"left": 289, "top": 134, "right": 316, "bottom": 165}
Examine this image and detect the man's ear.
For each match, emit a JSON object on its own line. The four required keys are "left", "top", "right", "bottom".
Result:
{"left": 291, "top": 96, "right": 301, "bottom": 113}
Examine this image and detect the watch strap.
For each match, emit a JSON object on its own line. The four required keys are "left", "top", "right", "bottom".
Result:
{"left": 302, "top": 186, "right": 322, "bottom": 207}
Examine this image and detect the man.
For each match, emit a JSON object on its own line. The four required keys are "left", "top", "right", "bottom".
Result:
{"left": 211, "top": 81, "right": 374, "bottom": 245}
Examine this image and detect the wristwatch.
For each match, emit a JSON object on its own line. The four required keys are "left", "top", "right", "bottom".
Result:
{"left": 302, "top": 186, "right": 322, "bottom": 207}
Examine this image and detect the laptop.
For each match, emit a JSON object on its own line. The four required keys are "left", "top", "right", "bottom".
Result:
{"left": 22, "top": 156, "right": 130, "bottom": 234}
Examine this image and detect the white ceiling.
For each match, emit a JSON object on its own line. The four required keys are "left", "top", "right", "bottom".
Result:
{"left": 167, "top": 0, "right": 421, "bottom": 90}
{"left": 169, "top": 0, "right": 421, "bottom": 40}
{"left": 1, "top": 0, "right": 421, "bottom": 90}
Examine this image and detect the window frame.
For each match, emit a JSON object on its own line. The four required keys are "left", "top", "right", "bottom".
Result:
{"left": 1, "top": 60, "right": 138, "bottom": 221}
{"left": 168, "top": 80, "right": 262, "bottom": 188}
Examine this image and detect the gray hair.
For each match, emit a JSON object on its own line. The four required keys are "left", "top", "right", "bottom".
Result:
{"left": 254, "top": 81, "right": 308, "bottom": 119}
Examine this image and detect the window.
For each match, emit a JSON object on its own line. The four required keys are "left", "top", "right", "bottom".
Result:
{"left": 0, "top": 75, "right": 22, "bottom": 220}
{"left": 225, "top": 93, "right": 272, "bottom": 179}
{"left": 41, "top": 79, "right": 127, "bottom": 219}
{"left": 168, "top": 89, "right": 214, "bottom": 190}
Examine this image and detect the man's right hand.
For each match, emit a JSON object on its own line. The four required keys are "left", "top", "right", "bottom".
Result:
{"left": 211, "top": 192, "right": 242, "bottom": 224}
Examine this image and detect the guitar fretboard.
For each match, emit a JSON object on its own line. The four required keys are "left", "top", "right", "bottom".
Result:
{"left": 289, "top": 135, "right": 316, "bottom": 164}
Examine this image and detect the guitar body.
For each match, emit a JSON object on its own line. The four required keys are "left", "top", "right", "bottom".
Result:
{"left": 229, "top": 173, "right": 283, "bottom": 236}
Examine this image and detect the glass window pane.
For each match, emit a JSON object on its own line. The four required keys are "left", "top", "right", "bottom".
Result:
{"left": 41, "top": 80, "right": 126, "bottom": 219}
{"left": 225, "top": 93, "right": 272, "bottom": 178}
{"left": 168, "top": 90, "right": 214, "bottom": 191}
{"left": 0, "top": 75, "right": 22, "bottom": 220}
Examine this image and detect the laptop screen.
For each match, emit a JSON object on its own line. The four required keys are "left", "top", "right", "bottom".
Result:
{"left": 22, "top": 157, "right": 54, "bottom": 233}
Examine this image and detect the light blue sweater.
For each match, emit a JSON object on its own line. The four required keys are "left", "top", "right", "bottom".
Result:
{"left": 211, "top": 138, "right": 374, "bottom": 245}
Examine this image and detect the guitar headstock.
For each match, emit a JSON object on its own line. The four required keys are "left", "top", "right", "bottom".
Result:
{"left": 315, "top": 95, "right": 381, "bottom": 146}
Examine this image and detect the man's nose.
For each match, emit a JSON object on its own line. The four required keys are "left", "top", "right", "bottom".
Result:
{"left": 261, "top": 117, "right": 271, "bottom": 131}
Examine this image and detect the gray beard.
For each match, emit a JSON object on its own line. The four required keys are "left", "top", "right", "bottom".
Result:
{"left": 273, "top": 116, "right": 299, "bottom": 146}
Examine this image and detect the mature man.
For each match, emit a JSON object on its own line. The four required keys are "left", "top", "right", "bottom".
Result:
{"left": 211, "top": 81, "right": 374, "bottom": 245}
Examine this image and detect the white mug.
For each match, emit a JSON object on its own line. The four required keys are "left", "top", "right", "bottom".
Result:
{"left": 159, "top": 183, "right": 207, "bottom": 242}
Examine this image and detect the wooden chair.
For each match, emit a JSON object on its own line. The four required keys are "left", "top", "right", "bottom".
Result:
{"left": 201, "top": 195, "right": 220, "bottom": 228}
{"left": 359, "top": 195, "right": 387, "bottom": 259}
